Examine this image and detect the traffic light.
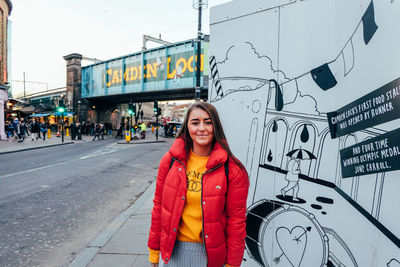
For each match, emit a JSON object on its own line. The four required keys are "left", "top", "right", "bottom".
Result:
{"left": 128, "top": 102, "right": 135, "bottom": 115}
{"left": 153, "top": 100, "right": 158, "bottom": 113}
{"left": 153, "top": 101, "right": 161, "bottom": 116}
{"left": 57, "top": 102, "right": 66, "bottom": 113}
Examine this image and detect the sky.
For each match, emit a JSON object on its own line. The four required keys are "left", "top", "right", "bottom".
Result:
{"left": 9, "top": 0, "right": 231, "bottom": 98}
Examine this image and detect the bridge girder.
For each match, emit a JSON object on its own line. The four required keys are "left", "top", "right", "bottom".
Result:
{"left": 84, "top": 87, "right": 208, "bottom": 105}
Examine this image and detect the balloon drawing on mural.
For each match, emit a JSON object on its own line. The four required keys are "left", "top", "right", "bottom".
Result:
{"left": 252, "top": 100, "right": 262, "bottom": 114}
{"left": 300, "top": 125, "right": 309, "bottom": 143}
{"left": 267, "top": 150, "right": 273, "bottom": 162}
{"left": 272, "top": 120, "right": 278, "bottom": 132}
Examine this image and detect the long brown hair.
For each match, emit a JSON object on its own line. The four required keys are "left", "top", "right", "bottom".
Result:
{"left": 177, "top": 101, "right": 247, "bottom": 171}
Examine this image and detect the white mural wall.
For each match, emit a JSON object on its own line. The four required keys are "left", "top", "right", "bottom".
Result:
{"left": 209, "top": 0, "right": 400, "bottom": 266}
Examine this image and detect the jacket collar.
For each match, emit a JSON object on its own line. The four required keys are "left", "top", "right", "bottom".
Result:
{"left": 169, "top": 138, "right": 228, "bottom": 169}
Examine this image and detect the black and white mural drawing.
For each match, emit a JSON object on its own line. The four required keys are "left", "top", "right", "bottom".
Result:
{"left": 209, "top": 0, "right": 400, "bottom": 266}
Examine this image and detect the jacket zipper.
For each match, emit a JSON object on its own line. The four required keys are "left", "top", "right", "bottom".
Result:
{"left": 171, "top": 157, "right": 188, "bottom": 261}
{"left": 201, "top": 163, "right": 223, "bottom": 265}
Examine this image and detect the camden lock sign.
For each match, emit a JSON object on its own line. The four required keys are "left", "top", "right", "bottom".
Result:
{"left": 102, "top": 52, "right": 205, "bottom": 88}
{"left": 81, "top": 40, "right": 208, "bottom": 98}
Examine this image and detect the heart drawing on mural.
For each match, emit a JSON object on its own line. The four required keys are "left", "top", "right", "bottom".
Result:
{"left": 275, "top": 226, "right": 310, "bottom": 267}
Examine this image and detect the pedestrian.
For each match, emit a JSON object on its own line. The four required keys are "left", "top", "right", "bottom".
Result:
{"left": 87, "top": 121, "right": 91, "bottom": 135}
{"left": 70, "top": 121, "right": 76, "bottom": 140}
{"left": 106, "top": 122, "right": 112, "bottom": 136}
{"left": 99, "top": 123, "right": 105, "bottom": 140}
{"left": 93, "top": 123, "right": 101, "bottom": 141}
{"left": 40, "top": 120, "right": 49, "bottom": 141}
{"left": 5, "top": 120, "right": 11, "bottom": 139}
{"left": 76, "top": 122, "right": 82, "bottom": 140}
{"left": 30, "top": 119, "right": 40, "bottom": 141}
{"left": 140, "top": 121, "right": 146, "bottom": 139}
{"left": 163, "top": 123, "right": 169, "bottom": 138}
{"left": 148, "top": 102, "right": 249, "bottom": 267}
{"left": 7, "top": 119, "right": 14, "bottom": 138}
{"left": 20, "top": 118, "right": 28, "bottom": 140}
{"left": 12, "top": 118, "right": 19, "bottom": 139}
{"left": 15, "top": 120, "right": 22, "bottom": 142}
{"left": 37, "top": 120, "right": 42, "bottom": 139}
{"left": 90, "top": 121, "right": 95, "bottom": 136}
{"left": 125, "top": 120, "right": 130, "bottom": 132}
{"left": 121, "top": 119, "right": 126, "bottom": 138}
{"left": 115, "top": 124, "right": 122, "bottom": 139}
{"left": 80, "top": 121, "right": 85, "bottom": 135}
{"left": 16, "top": 119, "right": 27, "bottom": 142}
{"left": 115, "top": 121, "right": 122, "bottom": 139}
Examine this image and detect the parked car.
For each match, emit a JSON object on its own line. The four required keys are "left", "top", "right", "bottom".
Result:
{"left": 168, "top": 122, "right": 181, "bottom": 137}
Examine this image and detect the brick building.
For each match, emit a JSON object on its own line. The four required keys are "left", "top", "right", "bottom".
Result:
{"left": 0, "top": 0, "right": 12, "bottom": 140}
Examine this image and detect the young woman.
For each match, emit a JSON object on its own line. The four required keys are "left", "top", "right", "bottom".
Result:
{"left": 148, "top": 102, "right": 249, "bottom": 267}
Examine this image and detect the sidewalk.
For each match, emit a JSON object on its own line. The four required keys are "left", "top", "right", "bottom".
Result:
{"left": 0, "top": 133, "right": 91, "bottom": 154}
{"left": 0, "top": 130, "right": 166, "bottom": 154}
{"left": 69, "top": 179, "right": 156, "bottom": 267}
{"left": 69, "top": 132, "right": 171, "bottom": 267}
{"left": 116, "top": 130, "right": 166, "bottom": 145}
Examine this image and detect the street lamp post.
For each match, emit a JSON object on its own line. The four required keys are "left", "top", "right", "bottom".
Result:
{"left": 193, "top": 0, "right": 208, "bottom": 100}
{"left": 61, "top": 113, "right": 64, "bottom": 143}
{"left": 77, "top": 100, "right": 81, "bottom": 123}
{"left": 153, "top": 101, "right": 159, "bottom": 140}
{"left": 57, "top": 106, "right": 66, "bottom": 143}
{"left": 128, "top": 102, "right": 134, "bottom": 137}
{"left": 130, "top": 113, "right": 133, "bottom": 135}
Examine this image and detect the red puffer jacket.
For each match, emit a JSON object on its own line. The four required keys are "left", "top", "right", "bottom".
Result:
{"left": 148, "top": 138, "right": 249, "bottom": 267}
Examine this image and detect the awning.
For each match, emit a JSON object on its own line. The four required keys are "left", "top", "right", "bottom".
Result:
{"left": 9, "top": 98, "right": 28, "bottom": 104}
{"left": 18, "top": 106, "right": 35, "bottom": 113}
{"left": 29, "top": 113, "right": 51, "bottom": 117}
{"left": 53, "top": 111, "right": 74, "bottom": 117}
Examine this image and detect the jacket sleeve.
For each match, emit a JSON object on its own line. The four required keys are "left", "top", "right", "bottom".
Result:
{"left": 225, "top": 161, "right": 250, "bottom": 266}
{"left": 147, "top": 152, "right": 172, "bottom": 251}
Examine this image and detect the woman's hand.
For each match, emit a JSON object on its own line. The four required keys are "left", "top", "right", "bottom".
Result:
{"left": 151, "top": 263, "right": 159, "bottom": 267}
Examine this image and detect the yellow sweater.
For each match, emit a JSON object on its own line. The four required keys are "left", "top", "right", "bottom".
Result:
{"left": 176, "top": 150, "right": 208, "bottom": 242}
{"left": 149, "top": 151, "right": 236, "bottom": 267}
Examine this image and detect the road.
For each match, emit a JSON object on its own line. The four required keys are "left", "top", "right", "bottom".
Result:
{"left": 0, "top": 137, "right": 171, "bottom": 267}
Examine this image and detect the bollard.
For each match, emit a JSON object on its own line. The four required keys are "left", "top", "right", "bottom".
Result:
{"left": 47, "top": 129, "right": 51, "bottom": 139}
{"left": 66, "top": 128, "right": 69, "bottom": 137}
{"left": 125, "top": 130, "right": 131, "bottom": 142}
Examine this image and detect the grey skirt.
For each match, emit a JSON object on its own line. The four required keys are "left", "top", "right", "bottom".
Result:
{"left": 160, "top": 240, "right": 207, "bottom": 267}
